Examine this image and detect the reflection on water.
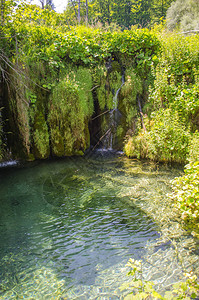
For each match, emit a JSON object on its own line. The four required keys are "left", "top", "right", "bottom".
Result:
{"left": 0, "top": 152, "right": 198, "bottom": 299}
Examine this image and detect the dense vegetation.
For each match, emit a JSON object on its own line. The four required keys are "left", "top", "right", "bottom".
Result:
{"left": 124, "top": 31, "right": 199, "bottom": 164}
{"left": 0, "top": 1, "right": 162, "bottom": 160}
{"left": 0, "top": 0, "right": 199, "bottom": 279}
{"left": 64, "top": 0, "right": 174, "bottom": 28}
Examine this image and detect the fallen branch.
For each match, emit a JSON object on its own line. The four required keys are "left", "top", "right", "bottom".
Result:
{"left": 91, "top": 110, "right": 110, "bottom": 121}
{"left": 178, "top": 30, "right": 199, "bottom": 35}
{"left": 92, "top": 128, "right": 111, "bottom": 151}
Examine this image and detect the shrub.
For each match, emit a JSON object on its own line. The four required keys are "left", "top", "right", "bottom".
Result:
{"left": 124, "top": 109, "right": 191, "bottom": 163}
{"left": 170, "top": 162, "right": 199, "bottom": 236}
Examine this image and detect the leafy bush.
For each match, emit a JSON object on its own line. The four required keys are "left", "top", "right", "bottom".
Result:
{"left": 149, "top": 32, "right": 199, "bottom": 110}
{"left": 124, "top": 109, "right": 191, "bottom": 163}
{"left": 188, "top": 131, "right": 199, "bottom": 163}
{"left": 170, "top": 162, "right": 199, "bottom": 236}
{"left": 127, "top": 30, "right": 199, "bottom": 165}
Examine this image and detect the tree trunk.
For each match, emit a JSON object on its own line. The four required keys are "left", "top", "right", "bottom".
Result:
{"left": 85, "top": 0, "right": 88, "bottom": 24}
{"left": 1, "top": 0, "right": 4, "bottom": 26}
{"left": 70, "top": 0, "right": 78, "bottom": 19}
{"left": 78, "top": 0, "right": 81, "bottom": 23}
{"left": 39, "top": 0, "right": 45, "bottom": 9}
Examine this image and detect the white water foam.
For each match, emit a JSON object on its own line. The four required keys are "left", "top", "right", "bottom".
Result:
{"left": 0, "top": 160, "right": 19, "bottom": 168}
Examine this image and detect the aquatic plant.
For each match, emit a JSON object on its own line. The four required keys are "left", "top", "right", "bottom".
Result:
{"left": 122, "top": 258, "right": 199, "bottom": 299}
{"left": 120, "top": 258, "right": 163, "bottom": 299}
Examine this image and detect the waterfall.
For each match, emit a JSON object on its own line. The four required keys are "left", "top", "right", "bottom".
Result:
{"left": 92, "top": 70, "right": 125, "bottom": 151}
{"left": 103, "top": 72, "right": 125, "bottom": 150}
{"left": 113, "top": 74, "right": 125, "bottom": 110}
{"left": 0, "top": 160, "right": 19, "bottom": 168}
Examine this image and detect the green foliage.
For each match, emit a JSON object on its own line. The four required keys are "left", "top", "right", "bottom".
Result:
{"left": 146, "top": 109, "right": 191, "bottom": 163}
{"left": 124, "top": 30, "right": 199, "bottom": 163}
{"left": 170, "top": 162, "right": 199, "bottom": 236}
{"left": 149, "top": 32, "right": 199, "bottom": 113}
{"left": 188, "top": 131, "right": 199, "bottom": 163}
{"left": 158, "top": 32, "right": 199, "bottom": 85}
{"left": 1, "top": 1, "right": 198, "bottom": 163}
{"left": 124, "top": 109, "right": 191, "bottom": 163}
{"left": 64, "top": 0, "right": 173, "bottom": 28}
{"left": 122, "top": 258, "right": 199, "bottom": 299}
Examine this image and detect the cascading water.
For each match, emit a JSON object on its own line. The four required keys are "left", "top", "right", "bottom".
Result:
{"left": 0, "top": 160, "right": 19, "bottom": 168}
{"left": 113, "top": 74, "right": 125, "bottom": 110}
{"left": 102, "top": 73, "right": 125, "bottom": 150}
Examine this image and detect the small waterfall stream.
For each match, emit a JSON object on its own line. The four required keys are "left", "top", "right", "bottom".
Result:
{"left": 113, "top": 74, "right": 125, "bottom": 110}
{"left": 0, "top": 160, "right": 19, "bottom": 168}
{"left": 102, "top": 73, "right": 125, "bottom": 150}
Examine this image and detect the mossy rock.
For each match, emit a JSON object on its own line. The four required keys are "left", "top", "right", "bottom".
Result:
{"left": 111, "top": 60, "right": 121, "bottom": 73}
{"left": 51, "top": 128, "right": 65, "bottom": 157}
{"left": 32, "top": 111, "right": 50, "bottom": 159}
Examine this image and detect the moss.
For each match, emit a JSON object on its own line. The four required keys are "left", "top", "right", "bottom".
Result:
{"left": 48, "top": 67, "right": 93, "bottom": 156}
{"left": 84, "top": 123, "right": 90, "bottom": 149}
{"left": 51, "top": 128, "right": 65, "bottom": 157}
{"left": 27, "top": 153, "right": 35, "bottom": 161}
{"left": 3, "top": 67, "right": 31, "bottom": 159}
{"left": 33, "top": 111, "right": 50, "bottom": 159}
{"left": 94, "top": 66, "right": 107, "bottom": 111}
{"left": 124, "top": 132, "right": 149, "bottom": 159}
{"left": 74, "top": 150, "right": 84, "bottom": 156}
{"left": 119, "top": 68, "right": 142, "bottom": 126}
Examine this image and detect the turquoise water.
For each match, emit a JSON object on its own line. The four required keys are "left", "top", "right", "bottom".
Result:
{"left": 0, "top": 152, "right": 198, "bottom": 299}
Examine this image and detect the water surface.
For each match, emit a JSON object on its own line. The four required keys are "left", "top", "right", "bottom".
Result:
{"left": 0, "top": 152, "right": 198, "bottom": 299}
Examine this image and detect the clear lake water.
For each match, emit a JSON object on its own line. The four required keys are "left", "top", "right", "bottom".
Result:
{"left": 0, "top": 151, "right": 198, "bottom": 299}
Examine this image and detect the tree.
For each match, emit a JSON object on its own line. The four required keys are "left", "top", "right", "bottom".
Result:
{"left": 39, "top": 0, "right": 55, "bottom": 10}
{"left": 166, "top": 0, "right": 199, "bottom": 31}
{"left": 151, "top": 0, "right": 173, "bottom": 25}
{"left": 63, "top": 0, "right": 174, "bottom": 28}
{"left": 85, "top": 0, "right": 88, "bottom": 23}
